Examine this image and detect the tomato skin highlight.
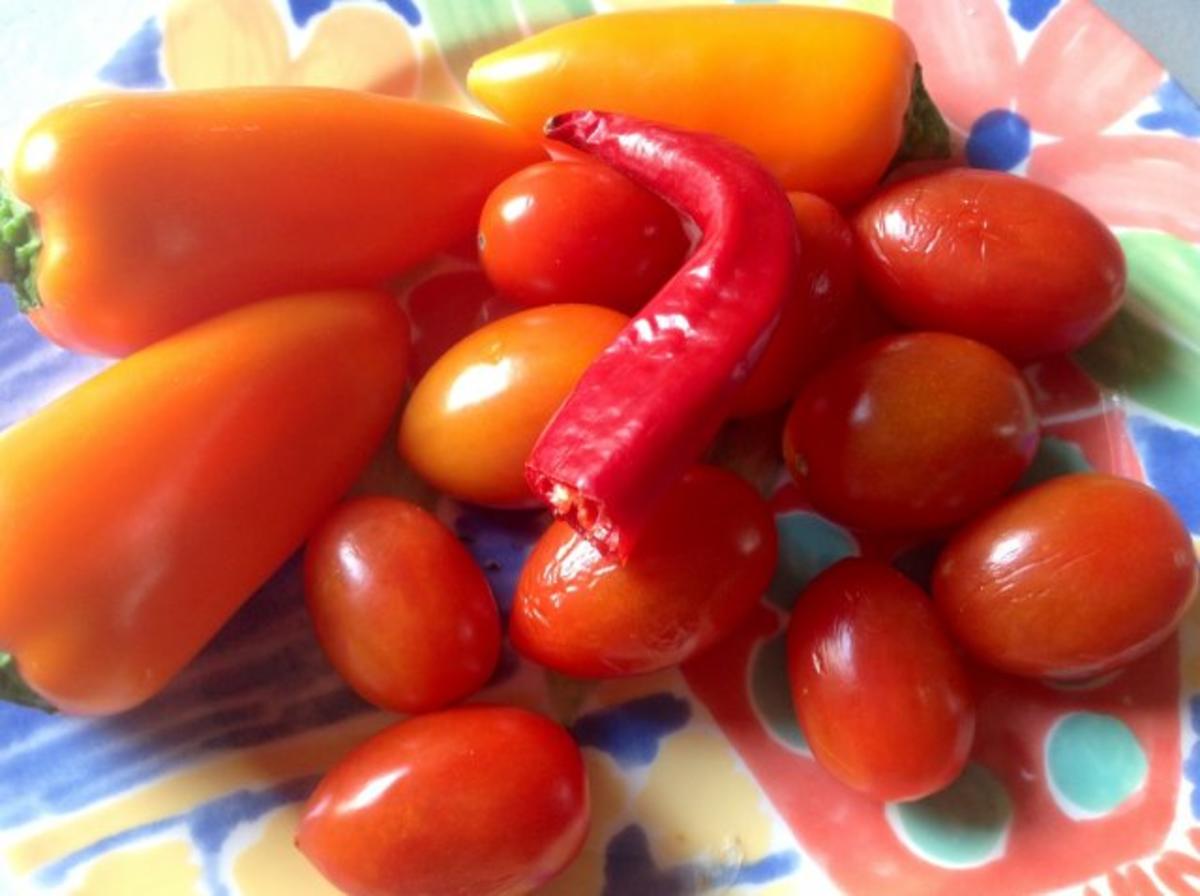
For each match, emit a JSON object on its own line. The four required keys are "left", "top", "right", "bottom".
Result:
{"left": 478, "top": 160, "right": 689, "bottom": 314}
{"left": 304, "top": 496, "right": 501, "bottom": 715}
{"left": 783, "top": 331, "right": 1039, "bottom": 533}
{"left": 510, "top": 465, "right": 777, "bottom": 677}
{"left": 297, "top": 705, "right": 589, "bottom": 896}
{"left": 853, "top": 168, "right": 1125, "bottom": 362}
{"left": 398, "top": 304, "right": 628, "bottom": 508}
{"left": 787, "top": 558, "right": 975, "bottom": 802}
{"left": 732, "top": 193, "right": 859, "bottom": 418}
{"left": 0, "top": 290, "right": 409, "bottom": 715}
{"left": 933, "top": 473, "right": 1198, "bottom": 679}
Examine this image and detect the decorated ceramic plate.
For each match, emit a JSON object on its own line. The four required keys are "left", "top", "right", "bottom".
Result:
{"left": 1, "top": 1, "right": 1199, "bottom": 894}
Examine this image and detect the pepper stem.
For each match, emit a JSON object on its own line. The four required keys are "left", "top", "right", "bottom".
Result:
{"left": 0, "top": 652, "right": 55, "bottom": 713}
{"left": 892, "top": 64, "right": 951, "bottom": 168}
{"left": 0, "top": 179, "right": 42, "bottom": 313}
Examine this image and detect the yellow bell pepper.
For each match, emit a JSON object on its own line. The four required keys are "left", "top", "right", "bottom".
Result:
{"left": 468, "top": 6, "right": 946, "bottom": 205}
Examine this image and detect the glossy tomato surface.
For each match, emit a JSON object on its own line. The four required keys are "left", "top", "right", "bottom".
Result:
{"left": 783, "top": 331, "right": 1039, "bottom": 533}
{"left": 934, "top": 473, "right": 1197, "bottom": 679}
{"left": 787, "top": 558, "right": 975, "bottom": 802}
{"left": 304, "top": 496, "right": 500, "bottom": 714}
{"left": 399, "top": 304, "right": 627, "bottom": 507}
{"left": 732, "top": 193, "right": 860, "bottom": 418}
{"left": 511, "top": 465, "right": 776, "bottom": 677}
{"left": 297, "top": 706, "right": 589, "bottom": 896}
{"left": 478, "top": 159, "right": 688, "bottom": 313}
{"left": 854, "top": 168, "right": 1125, "bottom": 362}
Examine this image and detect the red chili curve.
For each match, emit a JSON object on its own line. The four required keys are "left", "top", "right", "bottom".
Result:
{"left": 526, "top": 110, "right": 798, "bottom": 560}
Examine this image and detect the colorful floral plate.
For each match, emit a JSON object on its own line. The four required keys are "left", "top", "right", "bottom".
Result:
{"left": 1, "top": 1, "right": 1199, "bottom": 894}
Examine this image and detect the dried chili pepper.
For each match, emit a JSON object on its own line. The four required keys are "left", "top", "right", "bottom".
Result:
{"left": 525, "top": 111, "right": 797, "bottom": 559}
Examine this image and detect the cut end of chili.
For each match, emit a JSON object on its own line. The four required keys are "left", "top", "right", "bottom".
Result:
{"left": 0, "top": 180, "right": 42, "bottom": 313}
{"left": 892, "top": 65, "right": 951, "bottom": 169}
{"left": 542, "top": 478, "right": 619, "bottom": 555}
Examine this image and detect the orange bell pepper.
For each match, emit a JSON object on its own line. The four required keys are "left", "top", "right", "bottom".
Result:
{"left": 1, "top": 88, "right": 543, "bottom": 356}
{"left": 0, "top": 289, "right": 409, "bottom": 715}
{"left": 467, "top": 7, "right": 946, "bottom": 205}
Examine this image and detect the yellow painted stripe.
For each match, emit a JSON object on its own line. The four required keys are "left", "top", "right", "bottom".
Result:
{"left": 5, "top": 713, "right": 390, "bottom": 878}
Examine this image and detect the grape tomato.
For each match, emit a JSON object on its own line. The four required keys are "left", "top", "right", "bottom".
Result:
{"left": 510, "top": 465, "right": 776, "bottom": 677}
{"left": 934, "top": 473, "right": 1197, "bottom": 679}
{"left": 297, "top": 706, "right": 589, "bottom": 896}
{"left": 788, "top": 558, "right": 975, "bottom": 802}
{"left": 399, "top": 303, "right": 628, "bottom": 507}
{"left": 478, "top": 159, "right": 689, "bottom": 313}
{"left": 732, "top": 192, "right": 860, "bottom": 418}
{"left": 783, "top": 331, "right": 1039, "bottom": 533}
{"left": 854, "top": 168, "right": 1125, "bottom": 362}
{"left": 304, "top": 496, "right": 500, "bottom": 714}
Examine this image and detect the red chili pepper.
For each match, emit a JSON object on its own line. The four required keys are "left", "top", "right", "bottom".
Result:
{"left": 526, "top": 110, "right": 797, "bottom": 559}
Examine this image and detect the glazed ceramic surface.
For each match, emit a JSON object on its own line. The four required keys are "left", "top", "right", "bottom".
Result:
{"left": 1, "top": 1, "right": 1199, "bottom": 894}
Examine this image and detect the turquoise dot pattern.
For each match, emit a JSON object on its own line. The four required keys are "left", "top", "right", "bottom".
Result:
{"left": 889, "top": 764, "right": 1013, "bottom": 868}
{"left": 1045, "top": 712, "right": 1148, "bottom": 818}
{"left": 765, "top": 511, "right": 858, "bottom": 611}
{"left": 750, "top": 628, "right": 809, "bottom": 754}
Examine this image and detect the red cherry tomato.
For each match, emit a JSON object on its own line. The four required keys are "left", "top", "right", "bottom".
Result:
{"left": 478, "top": 159, "right": 689, "bottom": 313}
{"left": 511, "top": 465, "right": 777, "bottom": 677}
{"left": 787, "top": 558, "right": 975, "bottom": 802}
{"left": 783, "top": 332, "right": 1039, "bottom": 533}
{"left": 853, "top": 168, "right": 1125, "bottom": 362}
{"left": 399, "top": 304, "right": 628, "bottom": 507}
{"left": 304, "top": 496, "right": 501, "bottom": 714}
{"left": 732, "top": 193, "right": 859, "bottom": 418}
{"left": 297, "top": 706, "right": 589, "bottom": 896}
{"left": 934, "top": 473, "right": 1197, "bottom": 679}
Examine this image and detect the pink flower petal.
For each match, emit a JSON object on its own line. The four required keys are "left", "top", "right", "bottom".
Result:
{"left": 1017, "top": 0, "right": 1162, "bottom": 137}
{"left": 1028, "top": 135, "right": 1200, "bottom": 242}
{"left": 894, "top": 0, "right": 1018, "bottom": 132}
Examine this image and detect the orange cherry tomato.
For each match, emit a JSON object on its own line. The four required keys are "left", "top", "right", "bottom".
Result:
{"left": 510, "top": 465, "right": 777, "bottom": 677}
{"left": 298, "top": 706, "right": 589, "bottom": 896}
{"left": 478, "top": 160, "right": 689, "bottom": 313}
{"left": 398, "top": 304, "right": 627, "bottom": 507}
{"left": 732, "top": 193, "right": 859, "bottom": 417}
{"left": 783, "top": 332, "right": 1039, "bottom": 532}
{"left": 934, "top": 473, "right": 1198, "bottom": 679}
{"left": 304, "top": 496, "right": 501, "bottom": 714}
{"left": 788, "top": 558, "right": 975, "bottom": 802}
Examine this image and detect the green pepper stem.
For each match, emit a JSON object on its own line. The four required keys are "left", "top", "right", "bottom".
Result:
{"left": 0, "top": 652, "right": 55, "bottom": 712}
{"left": 0, "top": 179, "right": 42, "bottom": 313}
{"left": 892, "top": 64, "right": 952, "bottom": 169}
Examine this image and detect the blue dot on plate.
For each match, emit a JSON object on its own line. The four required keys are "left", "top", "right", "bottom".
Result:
{"left": 1127, "top": 414, "right": 1200, "bottom": 533}
{"left": 288, "top": 0, "right": 420, "bottom": 28}
{"left": 750, "top": 630, "right": 808, "bottom": 753}
{"left": 966, "top": 109, "right": 1032, "bottom": 171}
{"left": 1008, "top": 0, "right": 1061, "bottom": 30}
{"left": 571, "top": 694, "right": 691, "bottom": 768}
{"left": 1046, "top": 712, "right": 1147, "bottom": 818}
{"left": 765, "top": 511, "right": 857, "bottom": 611}
{"left": 1137, "top": 78, "right": 1200, "bottom": 138}
{"left": 97, "top": 17, "right": 165, "bottom": 89}
{"left": 888, "top": 764, "right": 1013, "bottom": 869}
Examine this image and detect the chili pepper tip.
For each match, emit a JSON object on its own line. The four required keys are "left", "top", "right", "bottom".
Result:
{"left": 543, "top": 110, "right": 606, "bottom": 144}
